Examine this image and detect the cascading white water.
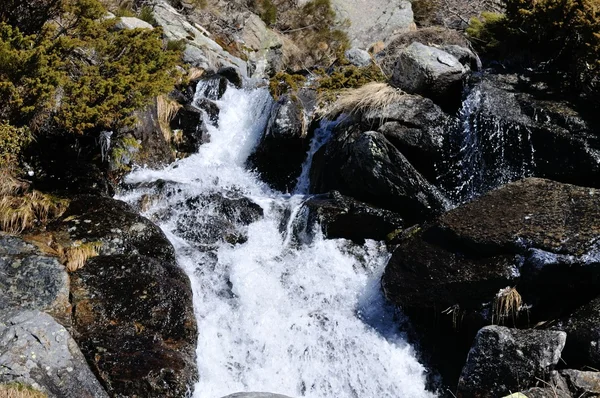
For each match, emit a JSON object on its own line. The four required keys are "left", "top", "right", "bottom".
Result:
{"left": 118, "top": 82, "right": 434, "bottom": 398}
{"left": 439, "top": 88, "right": 537, "bottom": 203}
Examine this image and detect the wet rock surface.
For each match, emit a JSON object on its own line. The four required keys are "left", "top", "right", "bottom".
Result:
{"left": 70, "top": 254, "right": 197, "bottom": 397}
{"left": 176, "top": 193, "right": 264, "bottom": 247}
{"left": 248, "top": 94, "right": 307, "bottom": 192}
{"left": 457, "top": 326, "right": 566, "bottom": 398}
{"left": 0, "top": 310, "right": 109, "bottom": 398}
{"left": 0, "top": 236, "right": 70, "bottom": 326}
{"left": 449, "top": 73, "right": 600, "bottom": 193}
{"left": 382, "top": 177, "right": 600, "bottom": 388}
{"left": 303, "top": 191, "right": 403, "bottom": 243}
{"left": 310, "top": 123, "right": 448, "bottom": 224}
{"left": 51, "top": 195, "right": 175, "bottom": 263}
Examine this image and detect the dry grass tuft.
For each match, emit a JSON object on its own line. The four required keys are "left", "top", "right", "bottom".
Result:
{"left": 0, "top": 169, "right": 68, "bottom": 234}
{"left": 0, "top": 383, "right": 47, "bottom": 398}
{"left": 324, "top": 82, "right": 406, "bottom": 118}
{"left": 156, "top": 95, "right": 182, "bottom": 143}
{"left": 24, "top": 232, "right": 101, "bottom": 272}
{"left": 64, "top": 241, "right": 102, "bottom": 272}
{"left": 186, "top": 67, "right": 205, "bottom": 82}
{"left": 493, "top": 286, "right": 522, "bottom": 325}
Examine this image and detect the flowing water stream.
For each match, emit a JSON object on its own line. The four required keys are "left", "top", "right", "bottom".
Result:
{"left": 118, "top": 83, "right": 434, "bottom": 398}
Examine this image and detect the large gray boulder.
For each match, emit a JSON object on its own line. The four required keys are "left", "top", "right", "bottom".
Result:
{"left": 457, "top": 326, "right": 566, "bottom": 398}
{"left": 114, "top": 16, "right": 153, "bottom": 30}
{"left": 0, "top": 236, "right": 70, "bottom": 326}
{"left": 152, "top": 1, "right": 247, "bottom": 75}
{"left": 0, "top": 310, "right": 108, "bottom": 398}
{"left": 325, "top": 0, "right": 414, "bottom": 48}
{"left": 240, "top": 14, "right": 284, "bottom": 77}
{"left": 391, "top": 42, "right": 467, "bottom": 109}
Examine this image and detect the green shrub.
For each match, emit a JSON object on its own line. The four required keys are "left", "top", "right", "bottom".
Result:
{"left": 139, "top": 5, "right": 157, "bottom": 26}
{"left": 0, "top": 0, "right": 181, "bottom": 137}
{"left": 259, "top": 0, "right": 277, "bottom": 26}
{"left": 467, "top": 0, "right": 600, "bottom": 101}
{"left": 268, "top": 71, "right": 306, "bottom": 99}
{"left": 0, "top": 121, "right": 32, "bottom": 166}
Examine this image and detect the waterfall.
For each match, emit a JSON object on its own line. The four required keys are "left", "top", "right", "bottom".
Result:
{"left": 118, "top": 83, "right": 434, "bottom": 398}
{"left": 439, "top": 88, "right": 537, "bottom": 203}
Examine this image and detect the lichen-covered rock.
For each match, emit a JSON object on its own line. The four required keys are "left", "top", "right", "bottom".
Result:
{"left": 309, "top": 124, "right": 448, "bottom": 224}
{"left": 152, "top": 1, "right": 247, "bottom": 74}
{"left": 391, "top": 42, "right": 467, "bottom": 109}
{"left": 457, "top": 326, "right": 566, "bottom": 398}
{"left": 114, "top": 17, "right": 153, "bottom": 30}
{"left": 0, "top": 310, "right": 109, "bottom": 398}
{"left": 70, "top": 254, "right": 197, "bottom": 397}
{"left": 0, "top": 236, "right": 70, "bottom": 325}
{"left": 559, "top": 369, "right": 600, "bottom": 396}
{"left": 345, "top": 48, "right": 372, "bottom": 67}
{"left": 240, "top": 14, "right": 283, "bottom": 77}
{"left": 303, "top": 191, "right": 403, "bottom": 243}
{"left": 51, "top": 195, "right": 175, "bottom": 263}
{"left": 248, "top": 94, "right": 307, "bottom": 192}
{"left": 328, "top": 0, "right": 414, "bottom": 48}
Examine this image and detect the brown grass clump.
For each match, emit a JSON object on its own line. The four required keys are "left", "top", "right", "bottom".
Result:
{"left": 324, "top": 82, "right": 406, "bottom": 118}
{"left": 156, "top": 95, "right": 182, "bottom": 143}
{"left": 0, "top": 169, "right": 68, "bottom": 234}
{"left": 63, "top": 241, "right": 102, "bottom": 272}
{"left": 492, "top": 286, "right": 523, "bottom": 325}
{"left": 0, "top": 383, "right": 47, "bottom": 398}
{"left": 24, "top": 232, "right": 102, "bottom": 272}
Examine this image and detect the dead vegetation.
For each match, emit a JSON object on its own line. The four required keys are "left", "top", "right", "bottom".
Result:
{"left": 0, "top": 169, "right": 68, "bottom": 234}
{"left": 492, "top": 286, "right": 523, "bottom": 325}
{"left": 324, "top": 82, "right": 406, "bottom": 118}
{"left": 24, "top": 232, "right": 102, "bottom": 272}
{"left": 0, "top": 383, "right": 47, "bottom": 398}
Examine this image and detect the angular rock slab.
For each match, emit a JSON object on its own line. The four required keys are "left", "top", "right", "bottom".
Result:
{"left": 0, "top": 310, "right": 108, "bottom": 398}
{"left": 0, "top": 235, "right": 70, "bottom": 325}
{"left": 457, "top": 326, "right": 566, "bottom": 398}
{"left": 391, "top": 42, "right": 466, "bottom": 109}
{"left": 326, "top": 0, "right": 414, "bottom": 48}
{"left": 70, "top": 254, "right": 198, "bottom": 397}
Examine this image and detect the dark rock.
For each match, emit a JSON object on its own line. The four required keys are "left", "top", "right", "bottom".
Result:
{"left": 382, "top": 178, "right": 600, "bottom": 386}
{"left": 457, "top": 326, "right": 566, "bottom": 398}
{"left": 303, "top": 191, "right": 403, "bottom": 243}
{"left": 555, "top": 296, "right": 600, "bottom": 370}
{"left": 443, "top": 73, "right": 600, "bottom": 198}
{"left": 176, "top": 193, "right": 264, "bottom": 247}
{"left": 0, "top": 310, "right": 109, "bottom": 398}
{"left": 70, "top": 254, "right": 197, "bottom": 398}
{"left": 309, "top": 124, "right": 448, "bottom": 224}
{"left": 170, "top": 104, "right": 211, "bottom": 154}
{"left": 51, "top": 195, "right": 175, "bottom": 263}
{"left": 248, "top": 94, "right": 307, "bottom": 192}
{"left": 391, "top": 42, "right": 467, "bottom": 110}
{"left": 0, "top": 236, "right": 70, "bottom": 326}
{"left": 218, "top": 66, "right": 243, "bottom": 88}
{"left": 196, "top": 74, "right": 229, "bottom": 100}
{"left": 25, "top": 133, "right": 114, "bottom": 197}
{"left": 362, "top": 94, "right": 448, "bottom": 182}
{"left": 131, "top": 104, "right": 176, "bottom": 168}
{"left": 560, "top": 369, "right": 600, "bottom": 397}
